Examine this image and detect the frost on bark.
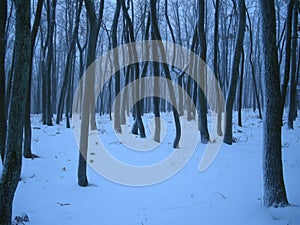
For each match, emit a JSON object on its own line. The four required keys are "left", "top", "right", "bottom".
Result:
{"left": 259, "top": 0, "right": 289, "bottom": 208}
{"left": 0, "top": 0, "right": 31, "bottom": 223}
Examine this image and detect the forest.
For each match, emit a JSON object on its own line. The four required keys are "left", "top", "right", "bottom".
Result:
{"left": 0, "top": 0, "right": 300, "bottom": 224}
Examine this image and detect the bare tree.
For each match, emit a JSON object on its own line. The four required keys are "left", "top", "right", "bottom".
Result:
{"left": 0, "top": 0, "right": 31, "bottom": 223}
{"left": 197, "top": 0, "right": 210, "bottom": 144}
{"left": 24, "top": 0, "right": 44, "bottom": 158}
{"left": 78, "top": 0, "right": 105, "bottom": 187}
{"left": 281, "top": 0, "right": 295, "bottom": 116}
{"left": 0, "top": 0, "right": 7, "bottom": 162}
{"left": 288, "top": 0, "right": 298, "bottom": 129}
{"left": 259, "top": 0, "right": 289, "bottom": 207}
{"left": 223, "top": 0, "right": 246, "bottom": 145}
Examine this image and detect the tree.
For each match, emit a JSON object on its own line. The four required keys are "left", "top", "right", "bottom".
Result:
{"left": 0, "top": 0, "right": 31, "bottom": 223}
{"left": 78, "top": 0, "right": 105, "bottom": 187}
{"left": 259, "top": 0, "right": 289, "bottom": 207}
{"left": 24, "top": 0, "right": 44, "bottom": 158}
{"left": 197, "top": 0, "right": 210, "bottom": 143}
{"left": 288, "top": 0, "right": 298, "bottom": 129}
{"left": 56, "top": 0, "right": 83, "bottom": 127}
{"left": 0, "top": 0, "right": 7, "bottom": 162}
{"left": 281, "top": 0, "right": 295, "bottom": 116}
{"left": 150, "top": 0, "right": 181, "bottom": 148}
{"left": 213, "top": 0, "right": 223, "bottom": 136}
{"left": 42, "top": 0, "right": 57, "bottom": 126}
{"left": 111, "top": 0, "right": 122, "bottom": 133}
{"left": 223, "top": 0, "right": 246, "bottom": 145}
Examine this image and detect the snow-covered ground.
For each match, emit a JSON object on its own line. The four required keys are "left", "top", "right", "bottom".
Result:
{"left": 7, "top": 110, "right": 300, "bottom": 224}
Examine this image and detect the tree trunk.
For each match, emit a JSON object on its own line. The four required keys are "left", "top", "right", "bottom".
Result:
{"left": 56, "top": 0, "right": 83, "bottom": 125}
{"left": 197, "top": 0, "right": 210, "bottom": 144}
{"left": 246, "top": 9, "right": 262, "bottom": 119}
{"left": 223, "top": 0, "right": 246, "bottom": 145}
{"left": 259, "top": 0, "right": 289, "bottom": 208}
{"left": 24, "top": 0, "right": 44, "bottom": 158}
{"left": 288, "top": 0, "right": 298, "bottom": 129}
{"left": 0, "top": 0, "right": 7, "bottom": 162}
{"left": 121, "top": 0, "right": 146, "bottom": 138}
{"left": 0, "top": 0, "right": 31, "bottom": 223}
{"left": 78, "top": 0, "right": 104, "bottom": 187}
{"left": 238, "top": 48, "right": 244, "bottom": 127}
{"left": 213, "top": 0, "right": 223, "bottom": 136}
{"left": 281, "top": 0, "right": 295, "bottom": 116}
{"left": 111, "top": 0, "right": 122, "bottom": 133}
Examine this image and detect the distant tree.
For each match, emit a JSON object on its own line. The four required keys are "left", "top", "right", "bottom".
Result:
{"left": 56, "top": 0, "right": 83, "bottom": 127}
{"left": 0, "top": 0, "right": 31, "bottom": 223}
{"left": 223, "top": 0, "right": 246, "bottom": 145}
{"left": 0, "top": 0, "right": 7, "bottom": 162}
{"left": 259, "top": 0, "right": 289, "bottom": 207}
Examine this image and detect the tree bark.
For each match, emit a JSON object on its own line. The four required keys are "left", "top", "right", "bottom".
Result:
{"left": 281, "top": 0, "right": 295, "bottom": 116}
{"left": 24, "top": 0, "right": 44, "bottom": 158}
{"left": 197, "top": 0, "right": 210, "bottom": 144}
{"left": 288, "top": 0, "right": 298, "bottom": 129}
{"left": 223, "top": 0, "right": 246, "bottom": 145}
{"left": 78, "top": 0, "right": 104, "bottom": 187}
{"left": 0, "top": 0, "right": 31, "bottom": 223}
{"left": 238, "top": 48, "right": 244, "bottom": 127}
{"left": 0, "top": 0, "right": 7, "bottom": 162}
{"left": 259, "top": 0, "right": 289, "bottom": 208}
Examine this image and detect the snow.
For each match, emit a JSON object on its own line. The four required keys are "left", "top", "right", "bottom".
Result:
{"left": 5, "top": 110, "right": 300, "bottom": 224}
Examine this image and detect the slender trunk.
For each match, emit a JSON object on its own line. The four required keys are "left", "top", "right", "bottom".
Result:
{"left": 78, "top": 0, "right": 104, "bottom": 187}
{"left": 24, "top": 0, "right": 44, "bottom": 158}
{"left": 246, "top": 9, "right": 262, "bottom": 119}
{"left": 0, "top": 0, "right": 7, "bottom": 162}
{"left": 223, "top": 0, "right": 246, "bottom": 145}
{"left": 111, "top": 0, "right": 122, "bottom": 133}
{"left": 238, "top": 48, "right": 244, "bottom": 127}
{"left": 288, "top": 0, "right": 298, "bottom": 129}
{"left": 281, "top": 0, "right": 295, "bottom": 116}
{"left": 197, "top": 0, "right": 210, "bottom": 144}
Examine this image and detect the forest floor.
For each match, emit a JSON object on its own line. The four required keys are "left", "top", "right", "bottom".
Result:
{"left": 5, "top": 110, "right": 300, "bottom": 225}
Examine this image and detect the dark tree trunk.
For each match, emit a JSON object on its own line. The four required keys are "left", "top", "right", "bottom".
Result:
{"left": 78, "top": 0, "right": 104, "bottom": 187}
{"left": 288, "top": 0, "right": 298, "bottom": 129}
{"left": 223, "top": 0, "right": 246, "bottom": 145}
{"left": 150, "top": 0, "right": 181, "bottom": 148}
{"left": 0, "top": 0, "right": 7, "bottom": 162}
{"left": 0, "top": 0, "right": 31, "bottom": 223}
{"left": 238, "top": 48, "right": 244, "bottom": 127}
{"left": 44, "top": 0, "right": 57, "bottom": 126}
{"left": 213, "top": 0, "right": 223, "bottom": 136}
{"left": 259, "top": 0, "right": 289, "bottom": 208}
{"left": 24, "top": 0, "right": 44, "bottom": 158}
{"left": 281, "top": 0, "right": 295, "bottom": 115}
{"left": 197, "top": 0, "right": 210, "bottom": 144}
{"left": 121, "top": 0, "right": 146, "bottom": 138}
{"left": 111, "top": 0, "right": 122, "bottom": 133}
